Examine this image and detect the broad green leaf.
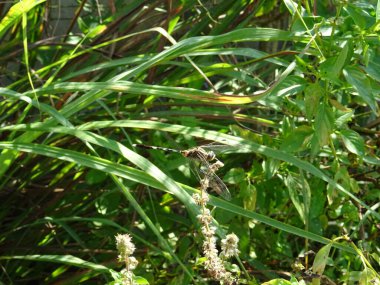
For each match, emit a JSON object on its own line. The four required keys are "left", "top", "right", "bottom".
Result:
{"left": 334, "top": 42, "right": 350, "bottom": 74}
{"left": 283, "top": 0, "right": 306, "bottom": 16}
{"left": 262, "top": 279, "right": 292, "bottom": 285}
{"left": 95, "top": 192, "right": 121, "bottom": 215}
{"left": 339, "top": 129, "right": 365, "bottom": 156}
{"left": 263, "top": 158, "right": 281, "bottom": 179}
{"left": 87, "top": 24, "right": 107, "bottom": 38}
{"left": 342, "top": 202, "right": 360, "bottom": 221}
{"left": 363, "top": 155, "right": 380, "bottom": 165}
{"left": 327, "top": 166, "right": 351, "bottom": 204}
{"left": 281, "top": 125, "right": 314, "bottom": 152}
{"left": 304, "top": 84, "right": 323, "bottom": 121}
{"left": 134, "top": 276, "right": 150, "bottom": 284}
{"left": 343, "top": 66, "right": 377, "bottom": 114}
{"left": 85, "top": 169, "right": 108, "bottom": 185}
{"left": 283, "top": 173, "right": 310, "bottom": 225}
{"left": 320, "top": 57, "right": 341, "bottom": 83}
{"left": 292, "top": 16, "right": 323, "bottom": 32}
{"left": 314, "top": 102, "right": 334, "bottom": 148}
{"left": 334, "top": 109, "right": 354, "bottom": 128}
{"left": 312, "top": 243, "right": 332, "bottom": 275}
{"left": 345, "top": 4, "right": 375, "bottom": 29}
{"left": 284, "top": 174, "right": 305, "bottom": 224}
{"left": 223, "top": 168, "right": 246, "bottom": 184}
{"left": 242, "top": 184, "right": 257, "bottom": 211}
{"left": 319, "top": 41, "right": 352, "bottom": 82}
{"left": 168, "top": 15, "right": 180, "bottom": 34}
{"left": 363, "top": 55, "right": 380, "bottom": 82}
{"left": 255, "top": 0, "right": 278, "bottom": 17}
{"left": 359, "top": 268, "right": 380, "bottom": 285}
{"left": 290, "top": 276, "right": 300, "bottom": 284}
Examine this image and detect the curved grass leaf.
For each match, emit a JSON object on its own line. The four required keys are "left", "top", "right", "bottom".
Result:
{"left": 0, "top": 27, "right": 309, "bottom": 179}
{"left": 78, "top": 120, "right": 380, "bottom": 220}
{"left": 1, "top": 88, "right": 73, "bottom": 127}
{"left": 0, "top": 140, "right": 194, "bottom": 279}
{"left": 0, "top": 254, "right": 110, "bottom": 272}
{"left": 0, "top": 0, "right": 46, "bottom": 38}
{"left": 0, "top": 130, "right": 358, "bottom": 253}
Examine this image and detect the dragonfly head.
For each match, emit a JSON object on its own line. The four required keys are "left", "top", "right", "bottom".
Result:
{"left": 206, "top": 150, "right": 216, "bottom": 161}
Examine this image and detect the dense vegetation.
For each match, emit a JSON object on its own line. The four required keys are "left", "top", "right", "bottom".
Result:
{"left": 0, "top": 0, "right": 379, "bottom": 284}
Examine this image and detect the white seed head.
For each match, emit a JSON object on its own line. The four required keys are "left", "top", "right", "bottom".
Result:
{"left": 115, "top": 233, "right": 136, "bottom": 261}
{"left": 221, "top": 233, "right": 240, "bottom": 258}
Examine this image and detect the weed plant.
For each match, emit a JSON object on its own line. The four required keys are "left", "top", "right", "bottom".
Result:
{"left": 0, "top": 1, "right": 379, "bottom": 284}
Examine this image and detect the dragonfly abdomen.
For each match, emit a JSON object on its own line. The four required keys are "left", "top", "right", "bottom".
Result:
{"left": 132, "top": 144, "right": 181, "bottom": 154}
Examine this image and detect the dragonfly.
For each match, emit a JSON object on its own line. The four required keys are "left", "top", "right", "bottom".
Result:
{"left": 133, "top": 144, "right": 231, "bottom": 200}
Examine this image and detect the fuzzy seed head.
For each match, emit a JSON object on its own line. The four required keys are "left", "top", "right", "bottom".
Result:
{"left": 221, "top": 233, "right": 240, "bottom": 258}
{"left": 115, "top": 233, "right": 136, "bottom": 261}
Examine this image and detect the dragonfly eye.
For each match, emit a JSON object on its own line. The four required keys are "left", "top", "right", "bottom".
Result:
{"left": 207, "top": 151, "right": 216, "bottom": 161}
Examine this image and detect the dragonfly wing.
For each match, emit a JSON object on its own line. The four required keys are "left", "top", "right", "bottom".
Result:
{"left": 196, "top": 154, "right": 231, "bottom": 201}
{"left": 199, "top": 144, "right": 238, "bottom": 154}
{"left": 208, "top": 172, "right": 231, "bottom": 201}
{"left": 188, "top": 159, "right": 203, "bottom": 182}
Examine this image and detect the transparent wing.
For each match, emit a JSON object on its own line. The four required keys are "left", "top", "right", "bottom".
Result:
{"left": 188, "top": 159, "right": 203, "bottom": 183}
{"left": 198, "top": 144, "right": 239, "bottom": 154}
{"left": 195, "top": 152, "right": 231, "bottom": 201}
{"left": 207, "top": 172, "right": 231, "bottom": 201}
{"left": 134, "top": 144, "right": 231, "bottom": 200}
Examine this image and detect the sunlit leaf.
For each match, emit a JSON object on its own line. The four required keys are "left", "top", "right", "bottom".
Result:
{"left": 304, "top": 83, "right": 323, "bottom": 121}
{"left": 339, "top": 129, "right": 365, "bottom": 156}
{"left": 312, "top": 243, "right": 332, "bottom": 275}
{"left": 0, "top": 0, "right": 46, "bottom": 38}
{"left": 343, "top": 66, "right": 377, "bottom": 114}
{"left": 313, "top": 102, "right": 334, "bottom": 148}
{"left": 262, "top": 278, "right": 292, "bottom": 285}
{"left": 0, "top": 255, "right": 111, "bottom": 272}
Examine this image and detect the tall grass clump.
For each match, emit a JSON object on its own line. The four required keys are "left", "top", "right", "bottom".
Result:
{"left": 0, "top": 0, "right": 379, "bottom": 284}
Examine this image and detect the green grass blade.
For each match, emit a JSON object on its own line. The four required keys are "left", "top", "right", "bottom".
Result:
{"left": 0, "top": 0, "right": 46, "bottom": 38}
{"left": 0, "top": 127, "right": 362, "bottom": 253}
{"left": 0, "top": 254, "right": 111, "bottom": 272}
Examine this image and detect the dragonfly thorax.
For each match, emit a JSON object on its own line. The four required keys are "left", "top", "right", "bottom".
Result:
{"left": 182, "top": 148, "right": 216, "bottom": 162}
{"left": 206, "top": 150, "right": 216, "bottom": 161}
{"left": 133, "top": 143, "right": 231, "bottom": 200}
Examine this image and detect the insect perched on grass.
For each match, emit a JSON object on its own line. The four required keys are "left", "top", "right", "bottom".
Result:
{"left": 133, "top": 144, "right": 231, "bottom": 200}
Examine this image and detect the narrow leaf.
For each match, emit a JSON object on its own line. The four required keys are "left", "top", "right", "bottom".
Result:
{"left": 0, "top": 255, "right": 110, "bottom": 272}
{"left": 0, "top": 0, "right": 46, "bottom": 38}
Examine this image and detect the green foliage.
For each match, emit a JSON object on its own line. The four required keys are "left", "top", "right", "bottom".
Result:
{"left": 0, "top": 0, "right": 379, "bottom": 284}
